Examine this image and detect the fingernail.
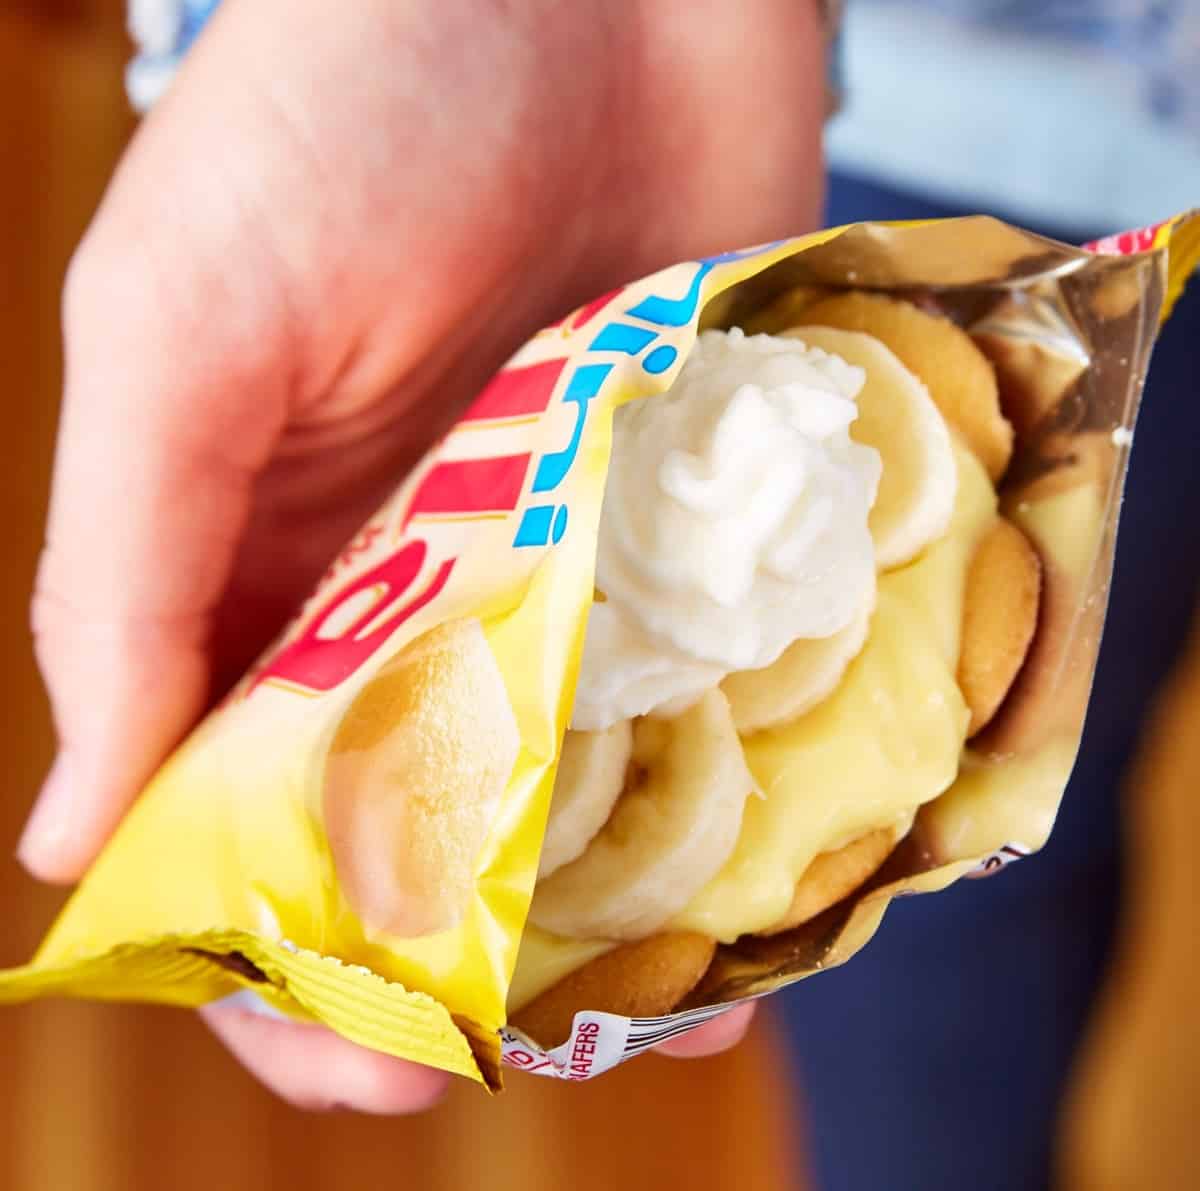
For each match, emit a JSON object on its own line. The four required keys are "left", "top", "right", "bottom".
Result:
{"left": 17, "top": 753, "right": 74, "bottom": 874}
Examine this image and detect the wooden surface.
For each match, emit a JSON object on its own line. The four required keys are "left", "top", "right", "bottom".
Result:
{"left": 0, "top": 6, "right": 808, "bottom": 1190}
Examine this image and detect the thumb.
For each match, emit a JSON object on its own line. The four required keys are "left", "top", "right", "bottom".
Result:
{"left": 21, "top": 143, "right": 293, "bottom": 884}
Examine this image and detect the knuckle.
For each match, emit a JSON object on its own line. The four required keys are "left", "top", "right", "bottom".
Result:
{"left": 29, "top": 565, "right": 79, "bottom": 673}
{"left": 29, "top": 560, "right": 65, "bottom": 643}
{"left": 61, "top": 231, "right": 116, "bottom": 337}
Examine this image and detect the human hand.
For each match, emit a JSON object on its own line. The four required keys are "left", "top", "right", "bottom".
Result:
{"left": 23, "top": 0, "right": 826, "bottom": 1109}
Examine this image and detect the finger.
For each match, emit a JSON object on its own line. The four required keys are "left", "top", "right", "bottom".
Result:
{"left": 20, "top": 60, "right": 296, "bottom": 881}
{"left": 654, "top": 1003, "right": 756, "bottom": 1059}
{"left": 200, "top": 1004, "right": 450, "bottom": 1114}
{"left": 21, "top": 244, "right": 288, "bottom": 881}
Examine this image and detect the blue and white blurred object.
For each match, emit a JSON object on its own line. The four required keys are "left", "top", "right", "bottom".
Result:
{"left": 127, "top": 0, "right": 220, "bottom": 111}
{"left": 826, "top": 1, "right": 1200, "bottom": 231}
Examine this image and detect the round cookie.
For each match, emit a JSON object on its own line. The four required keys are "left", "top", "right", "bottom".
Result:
{"left": 974, "top": 432, "right": 1111, "bottom": 756}
{"left": 741, "top": 284, "right": 830, "bottom": 335}
{"left": 510, "top": 932, "right": 717, "bottom": 1048}
{"left": 958, "top": 517, "right": 1043, "bottom": 737}
{"left": 323, "top": 618, "right": 519, "bottom": 938}
{"left": 754, "top": 827, "right": 899, "bottom": 938}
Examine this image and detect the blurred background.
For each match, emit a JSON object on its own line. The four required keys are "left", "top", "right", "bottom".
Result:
{"left": 2, "top": 2, "right": 1197, "bottom": 1188}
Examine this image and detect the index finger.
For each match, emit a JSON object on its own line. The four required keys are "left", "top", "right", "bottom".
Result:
{"left": 21, "top": 74, "right": 295, "bottom": 881}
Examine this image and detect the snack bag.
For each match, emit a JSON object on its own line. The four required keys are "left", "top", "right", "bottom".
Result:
{"left": 2, "top": 214, "right": 1197, "bottom": 1088}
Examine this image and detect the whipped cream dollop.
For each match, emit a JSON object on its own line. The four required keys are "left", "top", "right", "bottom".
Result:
{"left": 572, "top": 328, "right": 882, "bottom": 732}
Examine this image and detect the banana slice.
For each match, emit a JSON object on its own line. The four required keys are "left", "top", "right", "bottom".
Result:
{"left": 721, "top": 592, "right": 874, "bottom": 734}
{"left": 539, "top": 722, "right": 634, "bottom": 879}
{"left": 785, "top": 325, "right": 957, "bottom": 570}
{"left": 530, "top": 690, "right": 756, "bottom": 941}
{"left": 797, "top": 292, "right": 1013, "bottom": 481}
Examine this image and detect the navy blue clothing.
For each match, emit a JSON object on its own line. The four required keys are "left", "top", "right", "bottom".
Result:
{"left": 772, "top": 171, "right": 1200, "bottom": 1191}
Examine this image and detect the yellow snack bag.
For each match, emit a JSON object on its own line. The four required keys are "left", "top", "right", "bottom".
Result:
{"left": 2, "top": 214, "right": 1197, "bottom": 1088}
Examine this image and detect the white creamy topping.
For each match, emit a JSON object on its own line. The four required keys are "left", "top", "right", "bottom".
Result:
{"left": 572, "top": 329, "right": 882, "bottom": 731}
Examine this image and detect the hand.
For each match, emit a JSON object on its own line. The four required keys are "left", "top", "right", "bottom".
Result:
{"left": 23, "top": 0, "right": 826, "bottom": 1110}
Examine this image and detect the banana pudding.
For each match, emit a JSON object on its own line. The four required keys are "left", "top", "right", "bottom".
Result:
{"left": 510, "top": 294, "right": 1042, "bottom": 1044}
